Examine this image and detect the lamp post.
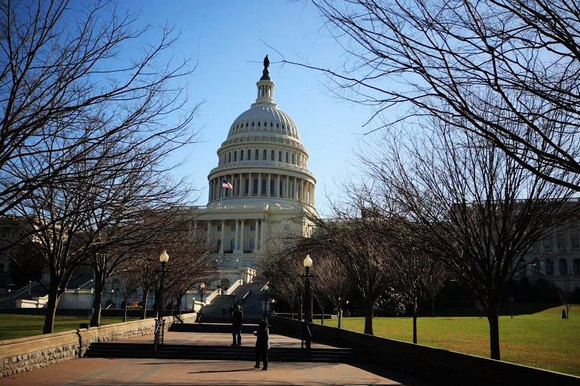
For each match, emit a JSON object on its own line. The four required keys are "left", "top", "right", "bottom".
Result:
{"left": 338, "top": 296, "right": 342, "bottom": 329}
{"left": 303, "top": 255, "right": 313, "bottom": 323}
{"left": 199, "top": 282, "right": 205, "bottom": 304}
{"left": 154, "top": 249, "right": 169, "bottom": 353}
{"left": 263, "top": 284, "right": 269, "bottom": 317}
{"left": 303, "top": 254, "right": 313, "bottom": 350}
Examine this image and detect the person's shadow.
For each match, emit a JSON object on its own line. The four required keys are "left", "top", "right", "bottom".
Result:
{"left": 189, "top": 368, "right": 255, "bottom": 374}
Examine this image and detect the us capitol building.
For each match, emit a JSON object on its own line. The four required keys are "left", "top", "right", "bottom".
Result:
{"left": 195, "top": 56, "right": 317, "bottom": 288}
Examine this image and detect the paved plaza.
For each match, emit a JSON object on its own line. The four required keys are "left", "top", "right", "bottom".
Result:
{"left": 2, "top": 331, "right": 429, "bottom": 385}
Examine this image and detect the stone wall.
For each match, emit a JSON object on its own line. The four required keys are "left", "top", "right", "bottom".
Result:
{"left": 0, "top": 313, "right": 196, "bottom": 378}
{"left": 270, "top": 316, "right": 580, "bottom": 386}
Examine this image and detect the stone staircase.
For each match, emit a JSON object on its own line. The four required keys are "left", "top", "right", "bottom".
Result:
{"left": 200, "top": 281, "right": 268, "bottom": 323}
{"left": 84, "top": 342, "right": 361, "bottom": 363}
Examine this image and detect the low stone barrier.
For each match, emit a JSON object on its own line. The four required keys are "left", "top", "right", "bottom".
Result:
{"left": 270, "top": 315, "right": 579, "bottom": 386}
{"left": 0, "top": 313, "right": 196, "bottom": 378}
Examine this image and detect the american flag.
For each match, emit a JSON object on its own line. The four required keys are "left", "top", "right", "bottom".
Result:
{"left": 222, "top": 179, "right": 233, "bottom": 190}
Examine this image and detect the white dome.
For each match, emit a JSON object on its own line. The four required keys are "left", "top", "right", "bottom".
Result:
{"left": 227, "top": 104, "right": 300, "bottom": 141}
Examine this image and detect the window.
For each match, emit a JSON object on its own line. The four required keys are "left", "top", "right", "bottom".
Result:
{"left": 246, "top": 122, "right": 248, "bottom": 127}
{"left": 231, "top": 225, "right": 235, "bottom": 232}
{"left": 255, "top": 149, "right": 259, "bottom": 160}
{"left": 571, "top": 233, "right": 580, "bottom": 249}
{"left": 251, "top": 122, "right": 254, "bottom": 127}
{"left": 270, "top": 122, "right": 273, "bottom": 127}
{"left": 292, "top": 153, "right": 295, "bottom": 164}
{"left": 240, "top": 150, "right": 244, "bottom": 161}
{"left": 228, "top": 152, "right": 231, "bottom": 162}
{"left": 276, "top": 123, "right": 279, "bottom": 128}
{"left": 271, "top": 150, "right": 275, "bottom": 161}
{"left": 253, "top": 178, "right": 258, "bottom": 195}
{"left": 263, "top": 149, "right": 267, "bottom": 160}
{"left": 250, "top": 225, "right": 256, "bottom": 231}
{"left": 244, "top": 178, "right": 249, "bottom": 195}
{"left": 559, "top": 259, "right": 568, "bottom": 275}
{"left": 278, "top": 151, "right": 282, "bottom": 162}
{"left": 543, "top": 237, "right": 552, "bottom": 250}
{"left": 573, "top": 259, "right": 580, "bottom": 275}
{"left": 217, "top": 225, "right": 222, "bottom": 232}
{"left": 285, "top": 152, "right": 289, "bottom": 163}
{"left": 557, "top": 235, "right": 565, "bottom": 250}
{"left": 261, "top": 178, "right": 267, "bottom": 195}
{"left": 257, "top": 121, "right": 261, "bottom": 126}
{"left": 234, "top": 151, "right": 237, "bottom": 162}
{"left": 270, "top": 179, "right": 275, "bottom": 196}
{"left": 545, "top": 259, "right": 554, "bottom": 275}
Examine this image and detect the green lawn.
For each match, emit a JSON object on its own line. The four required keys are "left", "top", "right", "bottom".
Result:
{"left": 318, "top": 305, "right": 580, "bottom": 376}
{"left": 0, "top": 314, "right": 140, "bottom": 340}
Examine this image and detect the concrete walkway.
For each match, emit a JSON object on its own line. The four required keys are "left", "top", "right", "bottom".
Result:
{"left": 2, "top": 331, "right": 430, "bottom": 385}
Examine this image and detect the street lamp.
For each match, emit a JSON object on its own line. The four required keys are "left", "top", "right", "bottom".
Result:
{"left": 303, "top": 254, "right": 313, "bottom": 350}
{"left": 338, "top": 296, "right": 342, "bottom": 329}
{"left": 303, "top": 255, "right": 313, "bottom": 323}
{"left": 199, "top": 282, "right": 205, "bottom": 304}
{"left": 263, "top": 284, "right": 269, "bottom": 317}
{"left": 154, "top": 249, "right": 169, "bottom": 353}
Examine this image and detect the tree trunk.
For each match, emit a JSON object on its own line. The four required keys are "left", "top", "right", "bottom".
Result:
{"left": 487, "top": 309, "right": 501, "bottom": 360}
{"left": 42, "top": 285, "right": 61, "bottom": 334}
{"left": 177, "top": 295, "right": 183, "bottom": 315}
{"left": 140, "top": 289, "right": 149, "bottom": 319}
{"left": 431, "top": 296, "right": 435, "bottom": 317}
{"left": 364, "top": 304, "right": 374, "bottom": 335}
{"left": 123, "top": 299, "right": 128, "bottom": 322}
{"left": 90, "top": 274, "right": 106, "bottom": 327}
{"left": 412, "top": 297, "right": 418, "bottom": 344}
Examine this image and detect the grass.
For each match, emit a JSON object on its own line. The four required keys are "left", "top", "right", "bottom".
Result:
{"left": 317, "top": 305, "right": 580, "bottom": 376}
{"left": 0, "top": 314, "right": 140, "bottom": 340}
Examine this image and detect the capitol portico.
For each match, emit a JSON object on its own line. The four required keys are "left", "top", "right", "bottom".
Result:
{"left": 196, "top": 56, "right": 317, "bottom": 287}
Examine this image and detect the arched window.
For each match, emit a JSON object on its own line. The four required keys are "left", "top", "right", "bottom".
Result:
{"left": 559, "top": 259, "right": 568, "bottom": 275}
{"left": 292, "top": 153, "right": 295, "bottom": 164}
{"left": 240, "top": 150, "right": 244, "bottom": 161}
{"left": 255, "top": 149, "right": 259, "bottom": 159}
{"left": 545, "top": 259, "right": 554, "bottom": 275}
{"left": 271, "top": 150, "right": 275, "bottom": 161}
{"left": 263, "top": 149, "right": 267, "bottom": 160}
{"left": 234, "top": 151, "right": 237, "bottom": 162}
{"left": 285, "top": 152, "right": 289, "bottom": 163}
{"left": 248, "top": 150, "right": 251, "bottom": 160}
{"left": 228, "top": 152, "right": 231, "bottom": 163}
{"left": 573, "top": 259, "right": 580, "bottom": 275}
{"left": 278, "top": 151, "right": 282, "bottom": 162}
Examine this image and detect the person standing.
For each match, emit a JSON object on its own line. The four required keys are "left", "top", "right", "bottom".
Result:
{"left": 231, "top": 304, "right": 243, "bottom": 346}
{"left": 254, "top": 319, "right": 270, "bottom": 370}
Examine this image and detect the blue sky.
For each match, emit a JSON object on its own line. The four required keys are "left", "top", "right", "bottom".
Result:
{"left": 118, "top": 0, "right": 376, "bottom": 215}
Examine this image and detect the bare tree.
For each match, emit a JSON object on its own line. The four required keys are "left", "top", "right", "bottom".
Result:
{"left": 0, "top": 0, "right": 197, "bottom": 215}
{"left": 300, "top": 211, "right": 394, "bottom": 335}
{"left": 311, "top": 251, "right": 350, "bottom": 326}
{"left": 301, "top": 0, "right": 580, "bottom": 190}
{"left": 362, "top": 122, "right": 577, "bottom": 359}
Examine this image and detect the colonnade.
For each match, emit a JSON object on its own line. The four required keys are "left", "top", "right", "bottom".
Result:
{"left": 206, "top": 218, "right": 267, "bottom": 255}
{"left": 208, "top": 172, "right": 314, "bottom": 205}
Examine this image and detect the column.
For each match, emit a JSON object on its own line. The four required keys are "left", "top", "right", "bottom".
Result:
{"left": 260, "top": 219, "right": 266, "bottom": 250}
{"left": 240, "top": 220, "right": 245, "bottom": 254}
{"left": 220, "top": 220, "right": 225, "bottom": 254}
{"left": 258, "top": 173, "right": 262, "bottom": 196}
{"left": 256, "top": 220, "right": 260, "bottom": 250}
{"left": 267, "top": 174, "right": 271, "bottom": 197}
{"left": 235, "top": 220, "right": 240, "bottom": 251}
{"left": 277, "top": 174, "right": 281, "bottom": 197}
{"left": 285, "top": 176, "right": 289, "bottom": 198}
{"left": 206, "top": 221, "right": 211, "bottom": 246}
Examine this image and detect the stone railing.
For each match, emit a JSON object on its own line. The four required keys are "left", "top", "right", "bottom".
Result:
{"left": 269, "top": 316, "right": 580, "bottom": 386}
{"left": 0, "top": 313, "right": 196, "bottom": 378}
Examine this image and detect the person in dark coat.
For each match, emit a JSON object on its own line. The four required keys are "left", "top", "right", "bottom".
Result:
{"left": 254, "top": 319, "right": 270, "bottom": 370}
{"left": 231, "top": 304, "right": 243, "bottom": 346}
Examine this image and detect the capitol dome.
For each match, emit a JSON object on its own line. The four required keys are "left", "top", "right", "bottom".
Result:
{"left": 207, "top": 56, "right": 316, "bottom": 209}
